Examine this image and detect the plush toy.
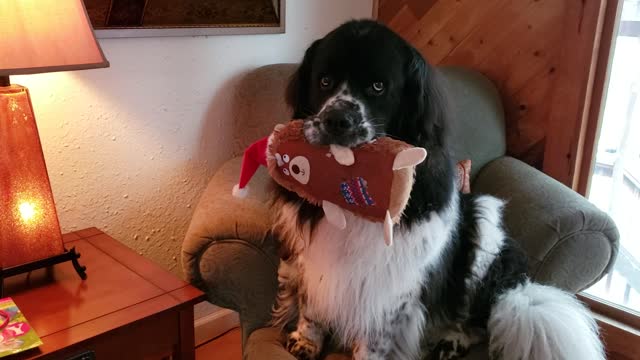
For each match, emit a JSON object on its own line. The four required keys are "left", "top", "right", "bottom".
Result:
{"left": 232, "top": 120, "right": 427, "bottom": 246}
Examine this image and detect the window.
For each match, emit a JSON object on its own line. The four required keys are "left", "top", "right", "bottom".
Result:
{"left": 584, "top": 0, "right": 640, "bottom": 317}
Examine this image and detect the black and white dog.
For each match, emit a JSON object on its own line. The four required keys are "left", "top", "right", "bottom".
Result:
{"left": 271, "top": 20, "right": 604, "bottom": 360}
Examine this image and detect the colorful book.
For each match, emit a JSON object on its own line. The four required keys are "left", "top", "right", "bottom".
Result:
{"left": 0, "top": 297, "right": 42, "bottom": 358}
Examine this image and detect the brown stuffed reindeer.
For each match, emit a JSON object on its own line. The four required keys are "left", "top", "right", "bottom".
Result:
{"left": 233, "top": 120, "right": 427, "bottom": 246}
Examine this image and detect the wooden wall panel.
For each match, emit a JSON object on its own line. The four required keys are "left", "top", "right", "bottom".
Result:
{"left": 378, "top": 0, "right": 606, "bottom": 171}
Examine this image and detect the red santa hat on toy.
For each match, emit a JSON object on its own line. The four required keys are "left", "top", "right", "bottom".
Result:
{"left": 232, "top": 136, "right": 269, "bottom": 198}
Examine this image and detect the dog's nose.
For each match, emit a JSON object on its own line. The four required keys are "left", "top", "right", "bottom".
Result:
{"left": 325, "top": 112, "right": 354, "bottom": 132}
{"left": 321, "top": 100, "right": 360, "bottom": 134}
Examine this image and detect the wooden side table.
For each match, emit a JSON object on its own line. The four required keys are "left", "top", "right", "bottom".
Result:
{"left": 5, "top": 228, "right": 205, "bottom": 360}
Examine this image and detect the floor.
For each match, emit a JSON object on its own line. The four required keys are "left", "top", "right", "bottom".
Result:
{"left": 196, "top": 328, "right": 242, "bottom": 360}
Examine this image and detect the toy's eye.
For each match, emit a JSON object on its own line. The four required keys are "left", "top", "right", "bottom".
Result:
{"left": 283, "top": 168, "right": 290, "bottom": 176}
{"left": 320, "top": 76, "right": 333, "bottom": 90}
{"left": 289, "top": 156, "right": 310, "bottom": 184}
{"left": 275, "top": 153, "right": 284, "bottom": 167}
{"left": 283, "top": 154, "right": 290, "bottom": 163}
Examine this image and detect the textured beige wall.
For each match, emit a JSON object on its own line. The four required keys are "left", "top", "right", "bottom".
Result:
{"left": 14, "top": 0, "right": 373, "bottom": 277}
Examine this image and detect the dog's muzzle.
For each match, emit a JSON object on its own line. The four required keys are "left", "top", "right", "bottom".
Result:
{"left": 304, "top": 99, "right": 373, "bottom": 147}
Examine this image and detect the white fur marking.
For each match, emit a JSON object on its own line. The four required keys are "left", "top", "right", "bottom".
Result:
{"left": 299, "top": 191, "right": 459, "bottom": 344}
{"left": 466, "top": 195, "right": 506, "bottom": 290}
{"left": 308, "top": 83, "right": 373, "bottom": 146}
{"left": 318, "top": 83, "right": 362, "bottom": 115}
{"left": 489, "top": 281, "right": 604, "bottom": 360}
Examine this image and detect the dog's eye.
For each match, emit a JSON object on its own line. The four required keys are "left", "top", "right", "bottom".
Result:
{"left": 371, "top": 82, "right": 385, "bottom": 94}
{"left": 320, "top": 76, "right": 333, "bottom": 90}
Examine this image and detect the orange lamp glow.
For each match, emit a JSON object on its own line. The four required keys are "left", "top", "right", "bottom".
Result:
{"left": 0, "top": 85, "right": 65, "bottom": 268}
{"left": 0, "top": 1, "right": 109, "bottom": 290}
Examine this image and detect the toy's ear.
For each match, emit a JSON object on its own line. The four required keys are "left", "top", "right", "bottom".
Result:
{"left": 393, "top": 147, "right": 427, "bottom": 170}
{"left": 286, "top": 39, "right": 321, "bottom": 119}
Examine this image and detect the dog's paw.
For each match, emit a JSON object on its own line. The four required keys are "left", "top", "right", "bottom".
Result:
{"left": 430, "top": 332, "right": 470, "bottom": 360}
{"left": 286, "top": 331, "right": 321, "bottom": 360}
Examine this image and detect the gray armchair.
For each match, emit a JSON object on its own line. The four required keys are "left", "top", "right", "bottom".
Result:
{"left": 182, "top": 64, "right": 619, "bottom": 359}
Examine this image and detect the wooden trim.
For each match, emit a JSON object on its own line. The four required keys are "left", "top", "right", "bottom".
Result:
{"left": 169, "top": 286, "right": 207, "bottom": 304}
{"left": 577, "top": 0, "right": 624, "bottom": 196}
{"left": 33, "top": 294, "right": 178, "bottom": 355}
{"left": 74, "top": 227, "right": 103, "bottom": 239}
{"left": 543, "top": 0, "right": 608, "bottom": 187}
{"left": 372, "top": 0, "right": 379, "bottom": 20}
{"left": 579, "top": 293, "right": 640, "bottom": 359}
{"left": 178, "top": 307, "right": 196, "bottom": 360}
{"left": 579, "top": 293, "right": 640, "bottom": 330}
{"left": 62, "top": 231, "right": 82, "bottom": 243}
{"left": 86, "top": 233, "right": 188, "bottom": 293}
{"left": 194, "top": 308, "right": 239, "bottom": 346}
{"left": 594, "top": 314, "right": 640, "bottom": 360}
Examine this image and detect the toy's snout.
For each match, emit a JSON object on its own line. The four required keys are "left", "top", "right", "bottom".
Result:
{"left": 275, "top": 153, "right": 311, "bottom": 185}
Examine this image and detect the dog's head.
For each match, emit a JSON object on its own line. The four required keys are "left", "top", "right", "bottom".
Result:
{"left": 287, "top": 20, "right": 449, "bottom": 149}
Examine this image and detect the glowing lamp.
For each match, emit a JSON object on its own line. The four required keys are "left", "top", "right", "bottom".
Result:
{"left": 0, "top": 0, "right": 109, "bottom": 294}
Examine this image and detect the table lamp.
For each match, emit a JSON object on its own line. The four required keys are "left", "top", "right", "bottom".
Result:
{"left": 0, "top": 0, "right": 109, "bottom": 295}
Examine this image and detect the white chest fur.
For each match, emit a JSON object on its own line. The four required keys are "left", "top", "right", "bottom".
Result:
{"left": 298, "top": 199, "right": 458, "bottom": 342}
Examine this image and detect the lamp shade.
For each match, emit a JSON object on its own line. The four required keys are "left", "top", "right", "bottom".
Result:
{"left": 0, "top": 0, "right": 109, "bottom": 76}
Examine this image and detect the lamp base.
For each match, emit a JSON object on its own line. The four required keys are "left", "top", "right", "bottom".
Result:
{"left": 0, "top": 248, "right": 87, "bottom": 297}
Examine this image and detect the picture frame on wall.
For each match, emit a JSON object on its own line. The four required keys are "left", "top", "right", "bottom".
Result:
{"left": 84, "top": 0, "right": 285, "bottom": 39}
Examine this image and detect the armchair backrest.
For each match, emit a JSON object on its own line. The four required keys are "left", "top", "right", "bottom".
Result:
{"left": 440, "top": 66, "right": 506, "bottom": 180}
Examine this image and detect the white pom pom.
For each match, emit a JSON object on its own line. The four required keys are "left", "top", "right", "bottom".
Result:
{"left": 232, "top": 184, "right": 249, "bottom": 198}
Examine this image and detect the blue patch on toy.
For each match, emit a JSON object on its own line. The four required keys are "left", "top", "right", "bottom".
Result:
{"left": 340, "top": 177, "right": 375, "bottom": 207}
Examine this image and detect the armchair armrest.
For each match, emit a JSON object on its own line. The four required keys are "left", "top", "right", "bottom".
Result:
{"left": 198, "top": 237, "right": 280, "bottom": 348}
{"left": 245, "top": 328, "right": 351, "bottom": 360}
{"left": 245, "top": 328, "right": 295, "bottom": 360}
{"left": 182, "top": 157, "right": 280, "bottom": 346}
{"left": 473, "top": 156, "right": 619, "bottom": 292}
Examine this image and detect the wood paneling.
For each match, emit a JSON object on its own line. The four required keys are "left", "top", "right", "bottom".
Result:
{"left": 543, "top": 0, "right": 608, "bottom": 186}
{"left": 378, "top": 0, "right": 611, "bottom": 173}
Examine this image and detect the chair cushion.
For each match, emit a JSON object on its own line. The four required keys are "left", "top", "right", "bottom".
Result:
{"left": 440, "top": 67, "right": 506, "bottom": 180}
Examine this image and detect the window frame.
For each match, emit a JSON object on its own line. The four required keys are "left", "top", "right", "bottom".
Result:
{"left": 575, "top": 1, "right": 640, "bottom": 353}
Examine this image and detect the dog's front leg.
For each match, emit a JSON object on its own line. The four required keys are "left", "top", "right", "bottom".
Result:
{"left": 354, "top": 297, "right": 426, "bottom": 360}
{"left": 429, "top": 325, "right": 485, "bottom": 360}
{"left": 353, "top": 335, "right": 392, "bottom": 360}
{"left": 286, "top": 304, "right": 325, "bottom": 360}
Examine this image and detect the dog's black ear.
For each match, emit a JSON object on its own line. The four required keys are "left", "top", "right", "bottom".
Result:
{"left": 286, "top": 39, "right": 321, "bottom": 119}
{"left": 393, "top": 47, "right": 449, "bottom": 148}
